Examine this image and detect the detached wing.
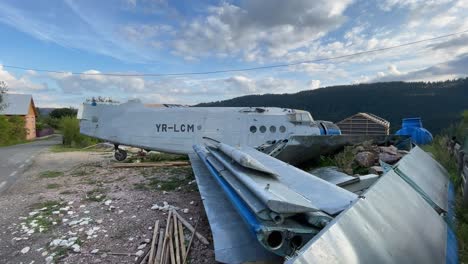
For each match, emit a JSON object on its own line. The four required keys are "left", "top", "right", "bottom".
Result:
{"left": 188, "top": 153, "right": 281, "bottom": 264}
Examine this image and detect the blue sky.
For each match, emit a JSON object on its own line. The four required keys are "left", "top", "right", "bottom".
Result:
{"left": 0, "top": 0, "right": 467, "bottom": 107}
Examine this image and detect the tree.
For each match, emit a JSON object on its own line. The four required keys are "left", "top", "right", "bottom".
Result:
{"left": 49, "top": 108, "right": 78, "bottom": 119}
{"left": 0, "top": 81, "right": 8, "bottom": 111}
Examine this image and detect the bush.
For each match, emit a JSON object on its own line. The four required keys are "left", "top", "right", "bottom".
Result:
{"left": 49, "top": 108, "right": 77, "bottom": 119}
{"left": 0, "top": 115, "right": 26, "bottom": 146}
{"left": 8, "top": 116, "right": 26, "bottom": 140}
{"left": 44, "top": 116, "right": 60, "bottom": 129}
{"left": 59, "top": 116, "right": 98, "bottom": 148}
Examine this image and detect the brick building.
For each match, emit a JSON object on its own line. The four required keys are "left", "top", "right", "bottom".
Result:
{"left": 0, "top": 94, "right": 38, "bottom": 140}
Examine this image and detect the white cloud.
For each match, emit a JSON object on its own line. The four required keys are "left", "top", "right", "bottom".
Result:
{"left": 309, "top": 80, "right": 321, "bottom": 89}
{"left": 173, "top": 0, "right": 353, "bottom": 61}
{"left": 369, "top": 53, "right": 468, "bottom": 82}
{"left": 0, "top": 65, "right": 47, "bottom": 92}
{"left": 50, "top": 70, "right": 146, "bottom": 94}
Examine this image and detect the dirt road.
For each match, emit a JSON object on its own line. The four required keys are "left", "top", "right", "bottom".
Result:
{"left": 0, "top": 149, "right": 214, "bottom": 264}
{"left": 0, "top": 135, "right": 62, "bottom": 194}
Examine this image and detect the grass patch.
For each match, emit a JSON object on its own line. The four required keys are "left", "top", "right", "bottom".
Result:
{"left": 142, "top": 167, "right": 196, "bottom": 191}
{"left": 39, "top": 171, "right": 64, "bottom": 178}
{"left": 26, "top": 200, "right": 64, "bottom": 232}
{"left": 85, "top": 188, "right": 107, "bottom": 202}
{"left": 52, "top": 246, "right": 69, "bottom": 261}
{"left": 125, "top": 152, "right": 188, "bottom": 163}
{"left": 59, "top": 190, "right": 76, "bottom": 195}
{"left": 46, "top": 183, "right": 61, "bottom": 189}
{"left": 425, "top": 134, "right": 466, "bottom": 262}
{"left": 71, "top": 168, "right": 94, "bottom": 177}
{"left": 31, "top": 200, "right": 63, "bottom": 210}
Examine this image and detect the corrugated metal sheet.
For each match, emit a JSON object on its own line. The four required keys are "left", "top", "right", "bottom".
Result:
{"left": 395, "top": 146, "right": 449, "bottom": 212}
{"left": 287, "top": 170, "right": 449, "bottom": 264}
{"left": 0, "top": 94, "right": 33, "bottom": 115}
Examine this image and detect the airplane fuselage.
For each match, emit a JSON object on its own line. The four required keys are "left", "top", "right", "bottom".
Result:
{"left": 78, "top": 100, "right": 340, "bottom": 154}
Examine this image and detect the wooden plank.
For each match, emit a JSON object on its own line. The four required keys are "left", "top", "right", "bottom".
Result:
{"left": 173, "top": 213, "right": 181, "bottom": 264}
{"left": 111, "top": 161, "right": 190, "bottom": 168}
{"left": 183, "top": 218, "right": 200, "bottom": 264}
{"left": 148, "top": 220, "right": 160, "bottom": 264}
{"left": 169, "top": 234, "right": 176, "bottom": 264}
{"left": 160, "top": 210, "right": 173, "bottom": 263}
{"left": 154, "top": 228, "right": 165, "bottom": 264}
{"left": 173, "top": 210, "right": 209, "bottom": 245}
{"left": 178, "top": 219, "right": 186, "bottom": 260}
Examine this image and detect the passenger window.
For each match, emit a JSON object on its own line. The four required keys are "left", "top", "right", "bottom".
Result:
{"left": 270, "top": 126, "right": 276, "bottom": 133}
{"left": 260, "top": 126, "right": 266, "bottom": 133}
{"left": 279, "top": 125, "right": 286, "bottom": 133}
{"left": 250, "top": 126, "right": 257, "bottom": 133}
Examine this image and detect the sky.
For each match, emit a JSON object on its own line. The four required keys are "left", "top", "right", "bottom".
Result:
{"left": 0, "top": 0, "right": 467, "bottom": 107}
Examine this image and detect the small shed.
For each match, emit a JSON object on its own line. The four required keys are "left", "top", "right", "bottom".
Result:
{"left": 337, "top": 112, "right": 390, "bottom": 135}
{"left": 0, "top": 94, "right": 38, "bottom": 140}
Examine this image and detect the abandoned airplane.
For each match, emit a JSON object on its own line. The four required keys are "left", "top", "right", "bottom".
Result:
{"left": 78, "top": 99, "right": 457, "bottom": 264}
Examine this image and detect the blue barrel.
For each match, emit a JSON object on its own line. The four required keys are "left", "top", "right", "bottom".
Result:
{"left": 396, "top": 117, "right": 433, "bottom": 145}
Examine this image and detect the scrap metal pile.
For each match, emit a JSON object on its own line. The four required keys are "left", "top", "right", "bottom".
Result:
{"left": 189, "top": 138, "right": 458, "bottom": 263}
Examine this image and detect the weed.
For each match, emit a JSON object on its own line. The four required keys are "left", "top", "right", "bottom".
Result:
{"left": 27, "top": 200, "right": 63, "bottom": 232}
{"left": 39, "top": 171, "right": 64, "bottom": 178}
{"left": 126, "top": 152, "right": 188, "bottom": 163}
{"left": 46, "top": 183, "right": 60, "bottom": 189}
{"left": 334, "top": 146, "right": 355, "bottom": 174}
{"left": 31, "top": 200, "right": 62, "bottom": 210}
{"left": 52, "top": 246, "right": 69, "bottom": 261}
{"left": 59, "top": 190, "right": 76, "bottom": 195}
{"left": 71, "top": 169, "right": 90, "bottom": 177}
{"left": 317, "top": 156, "right": 337, "bottom": 167}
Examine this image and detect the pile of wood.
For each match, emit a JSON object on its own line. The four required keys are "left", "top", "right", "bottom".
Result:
{"left": 137, "top": 209, "right": 209, "bottom": 264}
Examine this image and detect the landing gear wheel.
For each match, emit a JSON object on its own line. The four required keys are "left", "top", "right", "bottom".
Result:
{"left": 114, "top": 149, "right": 127, "bottom": 161}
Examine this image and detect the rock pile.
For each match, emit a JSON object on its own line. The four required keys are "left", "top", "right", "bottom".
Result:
{"left": 334, "top": 143, "right": 408, "bottom": 175}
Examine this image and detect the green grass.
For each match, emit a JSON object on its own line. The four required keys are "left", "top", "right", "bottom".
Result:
{"left": 27, "top": 200, "right": 64, "bottom": 232}
{"left": 46, "top": 183, "right": 61, "bottom": 189}
{"left": 424, "top": 135, "right": 467, "bottom": 262}
{"left": 59, "top": 190, "right": 76, "bottom": 195}
{"left": 136, "top": 167, "right": 196, "bottom": 191}
{"left": 39, "top": 171, "right": 64, "bottom": 178}
{"left": 31, "top": 200, "right": 62, "bottom": 210}
{"left": 125, "top": 152, "right": 188, "bottom": 163}
{"left": 52, "top": 246, "right": 69, "bottom": 261}
{"left": 71, "top": 167, "right": 94, "bottom": 177}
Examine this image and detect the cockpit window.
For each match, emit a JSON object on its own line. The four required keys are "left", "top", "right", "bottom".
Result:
{"left": 250, "top": 125, "right": 257, "bottom": 133}
{"left": 260, "top": 126, "right": 266, "bottom": 133}
{"left": 288, "top": 112, "right": 313, "bottom": 124}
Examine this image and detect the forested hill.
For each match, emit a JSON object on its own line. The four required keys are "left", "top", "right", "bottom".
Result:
{"left": 197, "top": 78, "right": 468, "bottom": 134}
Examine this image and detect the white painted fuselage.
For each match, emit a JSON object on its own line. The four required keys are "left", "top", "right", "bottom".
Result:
{"left": 78, "top": 100, "right": 331, "bottom": 154}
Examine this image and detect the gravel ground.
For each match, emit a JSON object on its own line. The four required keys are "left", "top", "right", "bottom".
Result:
{"left": 0, "top": 150, "right": 215, "bottom": 264}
